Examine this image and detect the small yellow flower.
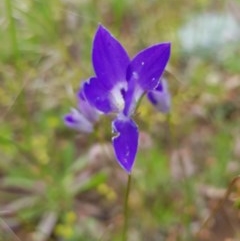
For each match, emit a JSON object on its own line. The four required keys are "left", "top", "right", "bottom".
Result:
{"left": 47, "top": 116, "right": 60, "bottom": 128}
{"left": 65, "top": 211, "right": 77, "bottom": 224}
{"left": 97, "top": 183, "right": 116, "bottom": 201}
{"left": 97, "top": 183, "right": 109, "bottom": 194}
{"left": 55, "top": 224, "right": 74, "bottom": 239}
{"left": 31, "top": 135, "right": 49, "bottom": 164}
{"left": 106, "top": 190, "right": 117, "bottom": 201}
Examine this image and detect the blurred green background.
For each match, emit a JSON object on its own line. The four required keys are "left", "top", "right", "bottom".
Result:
{"left": 0, "top": 0, "right": 240, "bottom": 240}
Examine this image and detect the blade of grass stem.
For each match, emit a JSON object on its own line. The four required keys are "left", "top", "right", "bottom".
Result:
{"left": 5, "top": 0, "right": 19, "bottom": 61}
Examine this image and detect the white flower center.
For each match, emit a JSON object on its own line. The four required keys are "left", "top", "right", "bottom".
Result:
{"left": 110, "top": 82, "right": 127, "bottom": 112}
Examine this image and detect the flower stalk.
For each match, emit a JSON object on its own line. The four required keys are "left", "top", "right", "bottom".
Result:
{"left": 122, "top": 174, "right": 132, "bottom": 241}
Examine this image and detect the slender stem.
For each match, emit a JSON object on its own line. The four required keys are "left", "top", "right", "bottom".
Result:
{"left": 166, "top": 113, "right": 174, "bottom": 147}
{"left": 0, "top": 217, "right": 22, "bottom": 241}
{"left": 195, "top": 175, "right": 240, "bottom": 238}
{"left": 122, "top": 173, "right": 132, "bottom": 241}
{"left": 5, "top": 0, "right": 19, "bottom": 61}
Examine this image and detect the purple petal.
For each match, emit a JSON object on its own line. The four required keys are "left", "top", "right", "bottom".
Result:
{"left": 64, "top": 108, "right": 93, "bottom": 133}
{"left": 126, "top": 43, "right": 171, "bottom": 91}
{"left": 77, "top": 86, "right": 100, "bottom": 122}
{"left": 83, "top": 77, "right": 114, "bottom": 113}
{"left": 92, "top": 25, "right": 130, "bottom": 89}
{"left": 147, "top": 78, "right": 171, "bottom": 113}
{"left": 84, "top": 77, "right": 128, "bottom": 113}
{"left": 112, "top": 116, "right": 138, "bottom": 173}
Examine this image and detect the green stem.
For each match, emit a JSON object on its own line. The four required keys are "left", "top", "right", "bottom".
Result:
{"left": 122, "top": 174, "right": 132, "bottom": 241}
{"left": 5, "top": 0, "right": 19, "bottom": 61}
{"left": 166, "top": 113, "right": 173, "bottom": 146}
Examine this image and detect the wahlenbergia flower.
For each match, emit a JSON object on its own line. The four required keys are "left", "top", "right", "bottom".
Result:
{"left": 147, "top": 78, "right": 171, "bottom": 113}
{"left": 64, "top": 85, "right": 99, "bottom": 133}
{"left": 81, "top": 25, "right": 171, "bottom": 173}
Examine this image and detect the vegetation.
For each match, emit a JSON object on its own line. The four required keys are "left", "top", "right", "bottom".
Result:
{"left": 0, "top": 0, "right": 240, "bottom": 240}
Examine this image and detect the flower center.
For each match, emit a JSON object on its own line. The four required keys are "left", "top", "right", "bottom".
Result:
{"left": 110, "top": 82, "right": 127, "bottom": 112}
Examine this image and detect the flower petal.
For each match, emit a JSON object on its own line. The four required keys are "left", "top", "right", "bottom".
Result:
{"left": 78, "top": 86, "right": 100, "bottom": 122}
{"left": 126, "top": 43, "right": 171, "bottom": 91}
{"left": 92, "top": 25, "right": 130, "bottom": 89}
{"left": 64, "top": 108, "right": 93, "bottom": 133}
{"left": 83, "top": 77, "right": 114, "bottom": 113}
{"left": 112, "top": 116, "right": 138, "bottom": 173}
{"left": 147, "top": 78, "right": 171, "bottom": 113}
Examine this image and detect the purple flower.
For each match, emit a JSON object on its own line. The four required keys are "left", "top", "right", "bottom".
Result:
{"left": 64, "top": 85, "right": 99, "bottom": 133}
{"left": 147, "top": 78, "right": 171, "bottom": 113}
{"left": 83, "top": 25, "right": 171, "bottom": 173}
{"left": 81, "top": 25, "right": 171, "bottom": 173}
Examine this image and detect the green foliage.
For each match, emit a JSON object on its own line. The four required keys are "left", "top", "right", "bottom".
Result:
{"left": 0, "top": 0, "right": 240, "bottom": 240}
